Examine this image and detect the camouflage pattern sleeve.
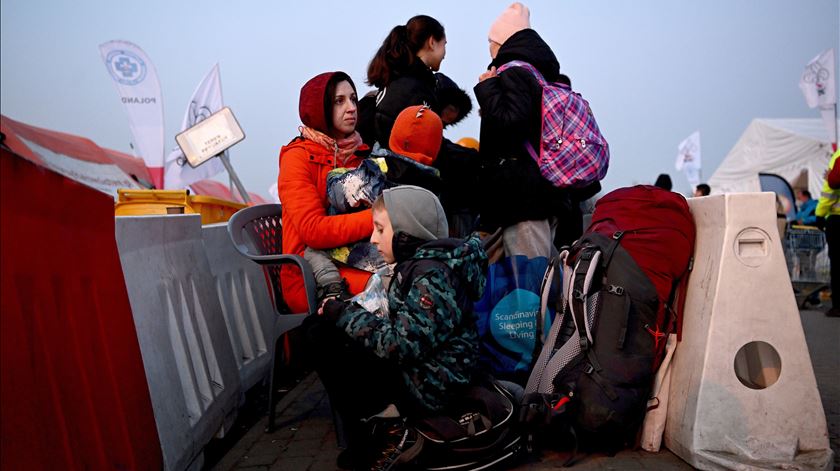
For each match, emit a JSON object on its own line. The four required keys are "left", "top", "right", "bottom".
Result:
{"left": 336, "top": 267, "right": 460, "bottom": 363}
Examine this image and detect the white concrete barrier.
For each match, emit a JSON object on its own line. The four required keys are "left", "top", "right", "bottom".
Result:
{"left": 201, "top": 222, "right": 276, "bottom": 392}
{"left": 116, "top": 215, "right": 241, "bottom": 471}
{"left": 664, "top": 193, "right": 833, "bottom": 470}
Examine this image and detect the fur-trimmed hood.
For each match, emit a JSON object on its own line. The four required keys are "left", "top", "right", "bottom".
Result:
{"left": 434, "top": 73, "right": 473, "bottom": 128}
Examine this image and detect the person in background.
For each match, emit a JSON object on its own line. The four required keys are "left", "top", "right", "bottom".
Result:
{"left": 306, "top": 186, "right": 488, "bottom": 469}
{"left": 795, "top": 189, "right": 818, "bottom": 226}
{"left": 435, "top": 72, "right": 473, "bottom": 127}
{"left": 362, "top": 15, "right": 447, "bottom": 149}
{"left": 816, "top": 149, "right": 840, "bottom": 317}
{"left": 358, "top": 16, "right": 480, "bottom": 237}
{"left": 694, "top": 183, "right": 711, "bottom": 197}
{"left": 432, "top": 72, "right": 482, "bottom": 237}
{"left": 654, "top": 173, "right": 673, "bottom": 191}
{"left": 474, "top": 2, "right": 580, "bottom": 258}
{"left": 277, "top": 72, "right": 373, "bottom": 313}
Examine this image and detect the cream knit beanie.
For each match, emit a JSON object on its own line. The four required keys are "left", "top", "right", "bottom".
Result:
{"left": 488, "top": 2, "right": 531, "bottom": 45}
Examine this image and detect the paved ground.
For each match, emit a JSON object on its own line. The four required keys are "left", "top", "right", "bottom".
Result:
{"left": 210, "top": 308, "right": 839, "bottom": 470}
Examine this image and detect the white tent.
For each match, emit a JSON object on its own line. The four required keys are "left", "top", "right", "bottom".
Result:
{"left": 709, "top": 119, "right": 838, "bottom": 198}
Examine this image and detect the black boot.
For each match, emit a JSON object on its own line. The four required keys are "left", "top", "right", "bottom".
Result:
{"left": 362, "top": 417, "right": 423, "bottom": 471}
{"left": 317, "top": 278, "right": 353, "bottom": 303}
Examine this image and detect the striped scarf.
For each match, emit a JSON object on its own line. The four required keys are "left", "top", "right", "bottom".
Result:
{"left": 299, "top": 126, "right": 362, "bottom": 167}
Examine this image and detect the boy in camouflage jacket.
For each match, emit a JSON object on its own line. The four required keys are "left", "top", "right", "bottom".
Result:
{"left": 313, "top": 185, "right": 488, "bottom": 469}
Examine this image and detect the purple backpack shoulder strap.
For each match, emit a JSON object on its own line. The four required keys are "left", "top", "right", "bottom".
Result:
{"left": 497, "top": 60, "right": 548, "bottom": 87}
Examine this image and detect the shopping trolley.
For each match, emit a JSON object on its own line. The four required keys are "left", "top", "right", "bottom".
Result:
{"left": 783, "top": 225, "right": 829, "bottom": 307}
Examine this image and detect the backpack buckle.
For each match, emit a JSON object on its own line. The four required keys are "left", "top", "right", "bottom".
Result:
{"left": 607, "top": 284, "right": 625, "bottom": 296}
{"left": 583, "top": 364, "right": 594, "bottom": 374}
{"left": 579, "top": 337, "right": 589, "bottom": 350}
{"left": 573, "top": 289, "right": 585, "bottom": 301}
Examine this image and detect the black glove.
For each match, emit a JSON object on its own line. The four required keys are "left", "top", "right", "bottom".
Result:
{"left": 321, "top": 298, "right": 346, "bottom": 323}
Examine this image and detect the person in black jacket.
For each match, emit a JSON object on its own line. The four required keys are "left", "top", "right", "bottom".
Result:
{"left": 358, "top": 16, "right": 482, "bottom": 237}
{"left": 361, "top": 15, "right": 446, "bottom": 149}
{"left": 434, "top": 72, "right": 480, "bottom": 237}
{"left": 474, "top": 2, "right": 580, "bottom": 254}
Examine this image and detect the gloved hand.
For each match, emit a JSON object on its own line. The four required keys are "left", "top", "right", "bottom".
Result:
{"left": 318, "top": 298, "right": 346, "bottom": 323}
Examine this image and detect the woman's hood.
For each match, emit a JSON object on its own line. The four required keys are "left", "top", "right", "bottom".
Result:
{"left": 299, "top": 72, "right": 335, "bottom": 133}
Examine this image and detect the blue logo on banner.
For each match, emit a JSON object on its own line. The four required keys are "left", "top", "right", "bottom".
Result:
{"left": 106, "top": 50, "right": 147, "bottom": 86}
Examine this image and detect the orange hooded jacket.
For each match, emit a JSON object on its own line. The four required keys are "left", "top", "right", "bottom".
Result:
{"left": 277, "top": 72, "right": 373, "bottom": 313}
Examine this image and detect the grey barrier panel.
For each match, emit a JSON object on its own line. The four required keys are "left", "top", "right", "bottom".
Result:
{"left": 200, "top": 222, "right": 276, "bottom": 392}
{"left": 116, "top": 214, "right": 241, "bottom": 471}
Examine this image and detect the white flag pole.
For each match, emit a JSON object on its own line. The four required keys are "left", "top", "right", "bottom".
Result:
{"left": 219, "top": 150, "right": 251, "bottom": 204}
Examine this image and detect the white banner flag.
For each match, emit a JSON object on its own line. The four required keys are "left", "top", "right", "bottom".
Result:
{"left": 799, "top": 48, "right": 836, "bottom": 109}
{"left": 99, "top": 40, "right": 165, "bottom": 189}
{"left": 676, "top": 131, "right": 701, "bottom": 186}
{"left": 164, "top": 63, "right": 227, "bottom": 189}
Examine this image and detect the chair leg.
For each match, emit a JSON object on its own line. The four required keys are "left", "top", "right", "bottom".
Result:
{"left": 265, "top": 336, "right": 280, "bottom": 432}
{"left": 327, "top": 389, "right": 348, "bottom": 449}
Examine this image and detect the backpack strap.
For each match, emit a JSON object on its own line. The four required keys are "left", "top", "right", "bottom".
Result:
{"left": 525, "top": 251, "right": 570, "bottom": 394}
{"left": 497, "top": 60, "right": 548, "bottom": 87}
{"left": 568, "top": 241, "right": 621, "bottom": 402}
{"left": 394, "top": 258, "right": 452, "bottom": 296}
{"left": 534, "top": 255, "right": 560, "bottom": 354}
{"left": 569, "top": 247, "right": 600, "bottom": 350}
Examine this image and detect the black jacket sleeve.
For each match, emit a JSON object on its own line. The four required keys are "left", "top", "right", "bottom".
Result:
{"left": 473, "top": 67, "right": 540, "bottom": 143}
{"left": 374, "top": 77, "right": 438, "bottom": 148}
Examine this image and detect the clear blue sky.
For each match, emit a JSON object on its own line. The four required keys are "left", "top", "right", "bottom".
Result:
{"left": 1, "top": 0, "right": 838, "bottom": 197}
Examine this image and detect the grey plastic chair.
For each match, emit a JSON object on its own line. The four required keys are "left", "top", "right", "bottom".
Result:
{"left": 227, "top": 204, "right": 320, "bottom": 433}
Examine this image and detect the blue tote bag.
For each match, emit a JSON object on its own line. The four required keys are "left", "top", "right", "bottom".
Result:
{"left": 474, "top": 254, "right": 558, "bottom": 384}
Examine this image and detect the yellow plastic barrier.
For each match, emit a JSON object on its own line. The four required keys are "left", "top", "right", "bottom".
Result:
{"left": 115, "top": 189, "right": 246, "bottom": 225}
{"left": 189, "top": 195, "right": 247, "bottom": 224}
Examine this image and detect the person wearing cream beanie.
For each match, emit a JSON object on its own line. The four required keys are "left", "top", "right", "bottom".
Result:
{"left": 475, "top": 2, "right": 594, "bottom": 264}
{"left": 488, "top": 2, "right": 531, "bottom": 52}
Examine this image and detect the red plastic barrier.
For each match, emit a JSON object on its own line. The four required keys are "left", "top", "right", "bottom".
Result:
{"left": 1, "top": 149, "right": 162, "bottom": 470}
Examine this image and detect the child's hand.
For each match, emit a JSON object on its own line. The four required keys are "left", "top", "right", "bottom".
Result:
{"left": 478, "top": 66, "right": 497, "bottom": 83}
{"left": 317, "top": 297, "right": 331, "bottom": 316}
{"left": 318, "top": 298, "right": 345, "bottom": 322}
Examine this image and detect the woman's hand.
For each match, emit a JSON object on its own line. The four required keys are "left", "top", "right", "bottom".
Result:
{"left": 478, "top": 66, "right": 497, "bottom": 83}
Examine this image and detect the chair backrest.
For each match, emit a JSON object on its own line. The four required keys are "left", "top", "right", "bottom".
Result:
{"left": 229, "top": 204, "right": 284, "bottom": 258}
{"left": 228, "top": 204, "right": 316, "bottom": 316}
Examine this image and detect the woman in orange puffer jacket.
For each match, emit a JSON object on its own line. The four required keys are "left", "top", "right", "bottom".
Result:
{"left": 278, "top": 72, "right": 373, "bottom": 313}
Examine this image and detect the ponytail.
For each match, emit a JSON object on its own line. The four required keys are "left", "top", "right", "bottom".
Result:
{"left": 367, "top": 15, "right": 445, "bottom": 88}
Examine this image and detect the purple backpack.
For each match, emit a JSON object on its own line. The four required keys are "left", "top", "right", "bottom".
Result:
{"left": 497, "top": 60, "right": 609, "bottom": 188}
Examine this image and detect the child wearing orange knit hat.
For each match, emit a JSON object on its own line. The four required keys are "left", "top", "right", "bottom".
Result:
{"left": 374, "top": 105, "right": 444, "bottom": 195}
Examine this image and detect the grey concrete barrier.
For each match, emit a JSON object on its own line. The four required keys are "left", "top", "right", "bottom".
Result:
{"left": 116, "top": 214, "right": 241, "bottom": 471}
{"left": 200, "top": 222, "right": 276, "bottom": 392}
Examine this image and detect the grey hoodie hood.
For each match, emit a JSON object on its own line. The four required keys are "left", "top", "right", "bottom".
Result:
{"left": 383, "top": 185, "right": 448, "bottom": 241}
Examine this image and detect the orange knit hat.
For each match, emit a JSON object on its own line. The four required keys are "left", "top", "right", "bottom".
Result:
{"left": 388, "top": 105, "right": 443, "bottom": 166}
